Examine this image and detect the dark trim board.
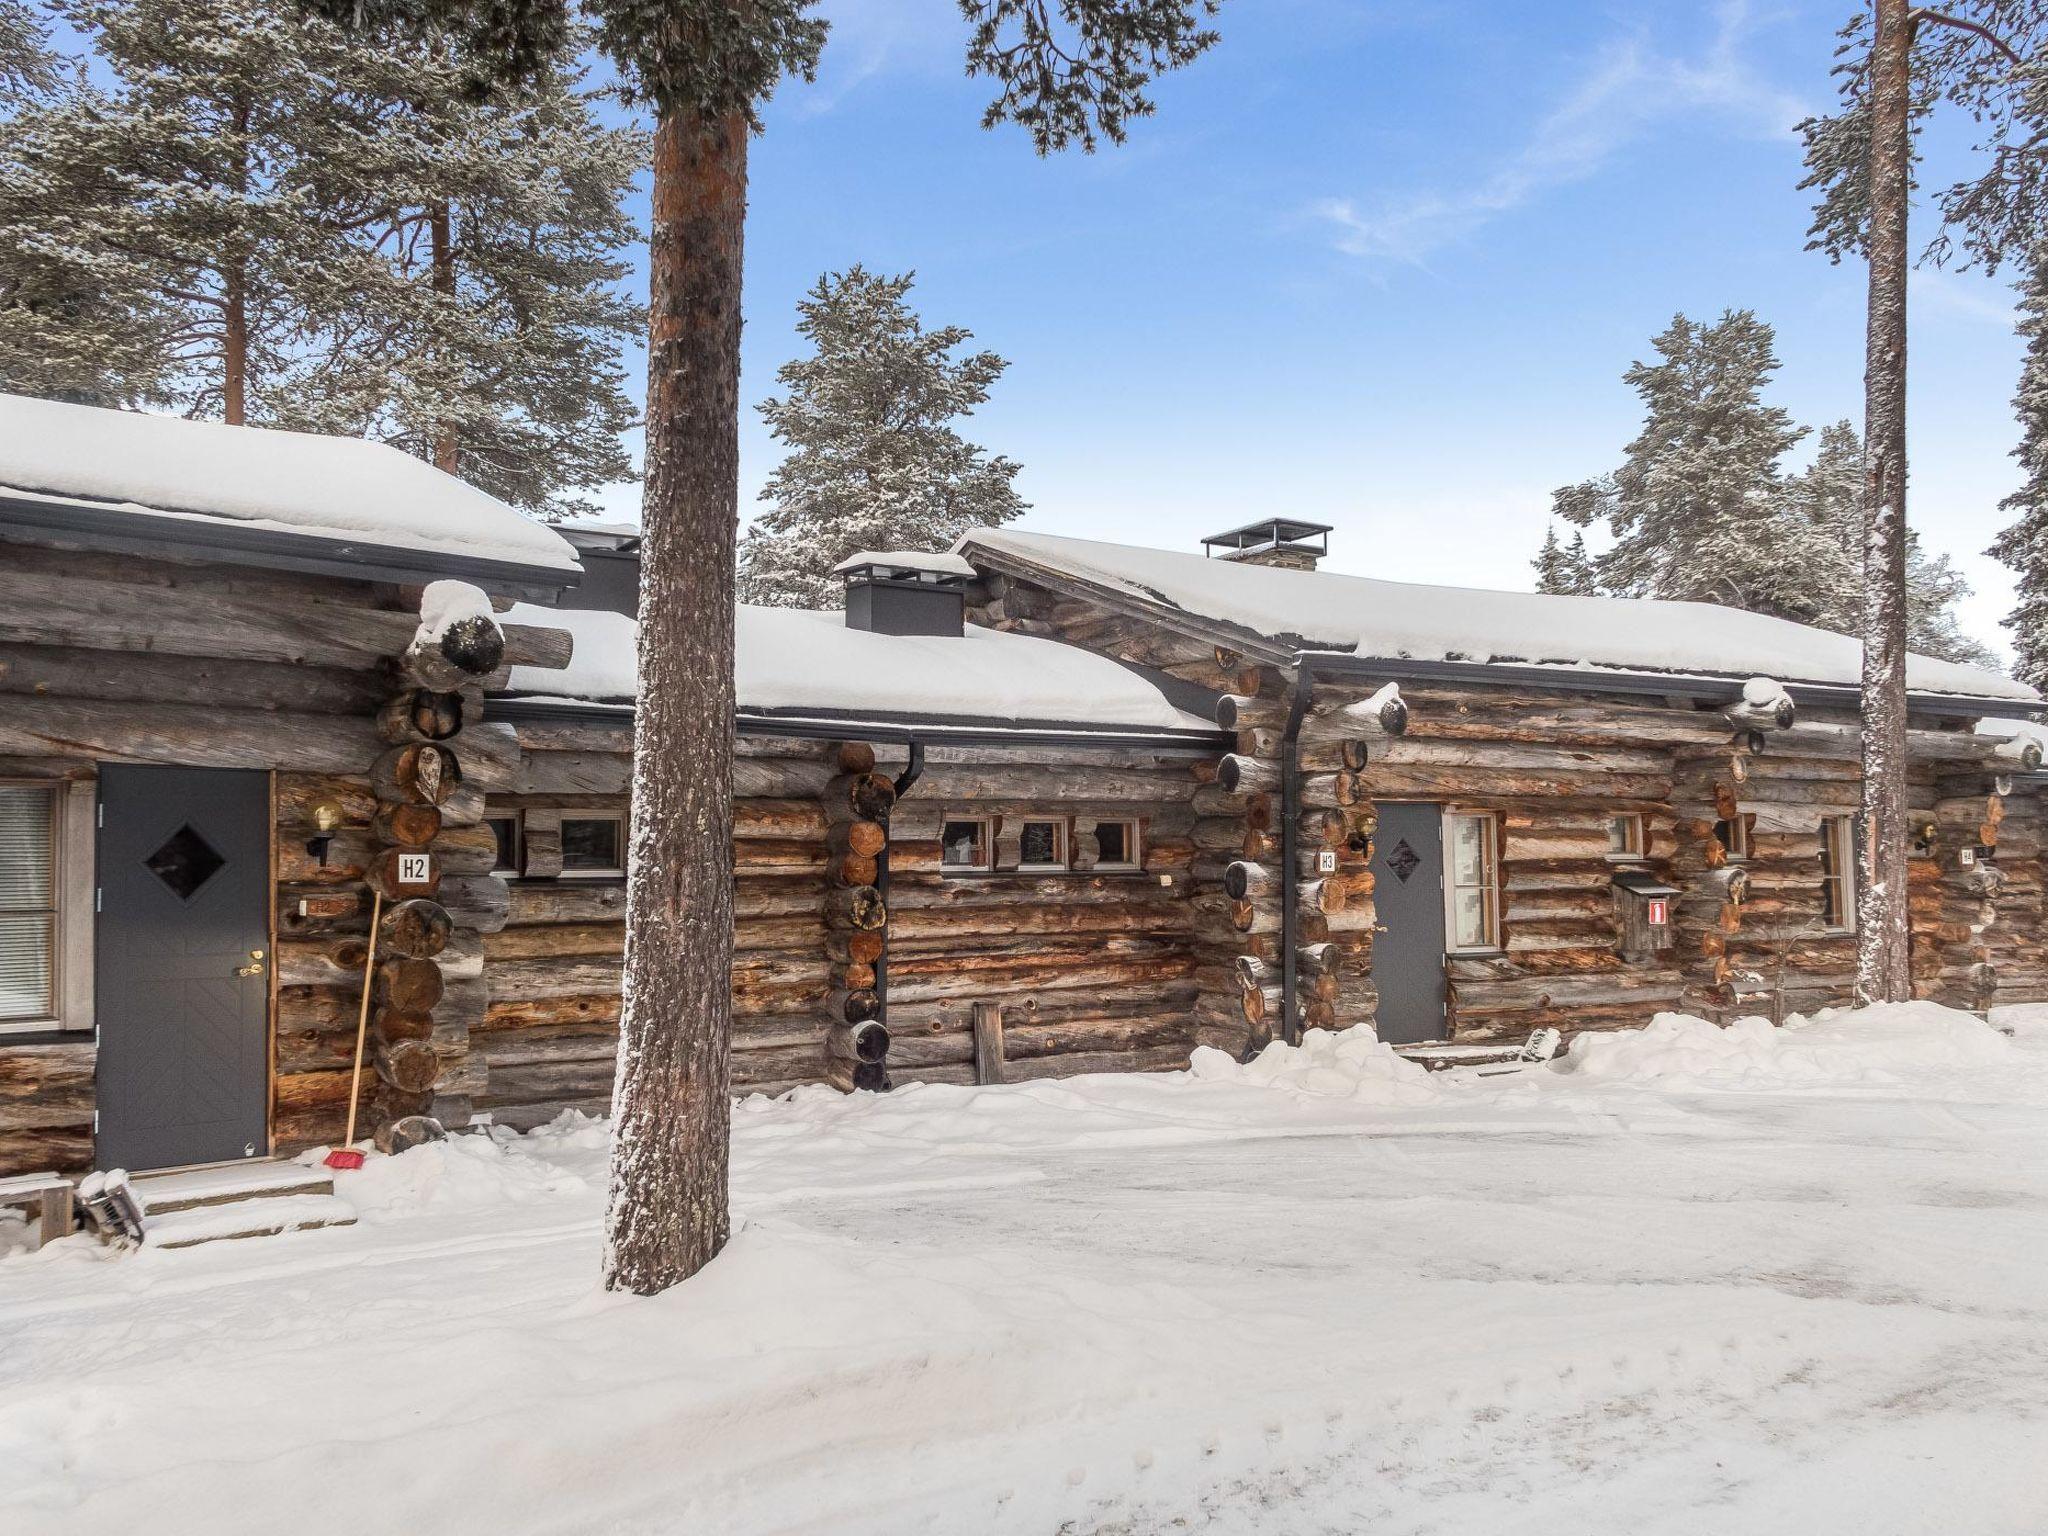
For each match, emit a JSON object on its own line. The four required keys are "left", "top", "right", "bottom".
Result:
{"left": 1308, "top": 653, "right": 2032, "bottom": 721}
{"left": 0, "top": 494, "right": 580, "bottom": 601}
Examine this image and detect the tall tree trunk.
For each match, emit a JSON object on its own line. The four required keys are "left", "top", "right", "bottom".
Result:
{"left": 1858, "top": 0, "right": 1914, "bottom": 1003}
{"left": 223, "top": 264, "right": 248, "bottom": 426}
{"left": 602, "top": 110, "right": 746, "bottom": 1295}
{"left": 430, "top": 202, "right": 458, "bottom": 474}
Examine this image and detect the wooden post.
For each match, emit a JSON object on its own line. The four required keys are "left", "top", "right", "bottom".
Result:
{"left": 972, "top": 1001, "right": 1005, "bottom": 1086}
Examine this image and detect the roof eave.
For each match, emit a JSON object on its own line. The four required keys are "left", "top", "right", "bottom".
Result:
{"left": 0, "top": 490, "right": 581, "bottom": 600}
{"left": 1303, "top": 652, "right": 2037, "bottom": 720}
{"left": 486, "top": 695, "right": 1229, "bottom": 752}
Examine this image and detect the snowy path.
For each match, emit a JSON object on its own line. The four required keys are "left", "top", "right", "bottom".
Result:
{"left": 4, "top": 1014, "right": 2048, "bottom": 1535}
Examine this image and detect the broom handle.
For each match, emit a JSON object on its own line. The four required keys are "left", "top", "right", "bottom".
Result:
{"left": 341, "top": 890, "right": 384, "bottom": 1152}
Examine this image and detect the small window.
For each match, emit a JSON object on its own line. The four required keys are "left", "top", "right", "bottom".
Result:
{"left": 560, "top": 814, "right": 624, "bottom": 877}
{"left": 1, "top": 783, "right": 59, "bottom": 1026}
{"left": 1443, "top": 811, "right": 1500, "bottom": 953}
{"left": 1018, "top": 818, "right": 1067, "bottom": 870}
{"left": 1606, "top": 813, "right": 1645, "bottom": 861}
{"left": 486, "top": 814, "right": 524, "bottom": 877}
{"left": 1714, "top": 815, "right": 1751, "bottom": 861}
{"left": 1820, "top": 815, "right": 1856, "bottom": 932}
{"left": 1092, "top": 819, "right": 1141, "bottom": 870}
{"left": 941, "top": 818, "right": 992, "bottom": 872}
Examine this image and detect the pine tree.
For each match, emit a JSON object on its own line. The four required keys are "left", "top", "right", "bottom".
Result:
{"left": 1555, "top": 311, "right": 1809, "bottom": 611}
{"left": 1531, "top": 523, "right": 1596, "bottom": 595}
{"left": 0, "top": 0, "right": 54, "bottom": 97}
{"left": 1990, "top": 252, "right": 2048, "bottom": 687}
{"left": 0, "top": 1, "right": 639, "bottom": 515}
{"left": 304, "top": 0, "right": 1225, "bottom": 1297}
{"left": 739, "top": 267, "right": 1026, "bottom": 608}
{"left": 277, "top": 46, "right": 645, "bottom": 518}
{"left": 1788, "top": 420, "right": 1993, "bottom": 665}
{"left": 1800, "top": 3, "right": 2048, "bottom": 1002}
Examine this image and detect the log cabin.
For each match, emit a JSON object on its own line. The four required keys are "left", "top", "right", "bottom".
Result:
{"left": 2, "top": 392, "right": 2044, "bottom": 1190}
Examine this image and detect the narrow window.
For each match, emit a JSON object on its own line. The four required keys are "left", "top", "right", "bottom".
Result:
{"left": 486, "top": 813, "right": 524, "bottom": 877}
{"left": 559, "top": 814, "right": 625, "bottom": 877}
{"left": 1606, "top": 813, "right": 1645, "bottom": 861}
{"left": 1018, "top": 818, "right": 1068, "bottom": 870}
{"left": 1820, "top": 815, "right": 1857, "bottom": 932}
{"left": 0, "top": 783, "right": 59, "bottom": 1027}
{"left": 941, "top": 818, "right": 992, "bottom": 872}
{"left": 1444, "top": 810, "right": 1500, "bottom": 952}
{"left": 1714, "top": 815, "right": 1751, "bottom": 861}
{"left": 1092, "top": 819, "right": 1141, "bottom": 871}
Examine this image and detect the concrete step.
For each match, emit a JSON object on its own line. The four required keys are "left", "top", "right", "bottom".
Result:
{"left": 142, "top": 1193, "right": 358, "bottom": 1250}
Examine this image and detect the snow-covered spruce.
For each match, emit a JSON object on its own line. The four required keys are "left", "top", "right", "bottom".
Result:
{"left": 1539, "top": 311, "right": 1991, "bottom": 665}
{"left": 737, "top": 266, "right": 1027, "bottom": 610}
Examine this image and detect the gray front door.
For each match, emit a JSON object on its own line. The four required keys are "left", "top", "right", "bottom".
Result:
{"left": 96, "top": 766, "right": 270, "bottom": 1171}
{"left": 1370, "top": 801, "right": 1447, "bottom": 1045}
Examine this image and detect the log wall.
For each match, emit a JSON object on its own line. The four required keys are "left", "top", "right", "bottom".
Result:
{"left": 472, "top": 724, "right": 1219, "bottom": 1125}
{"left": 957, "top": 557, "right": 2027, "bottom": 1054}
{"left": 0, "top": 539, "right": 570, "bottom": 1174}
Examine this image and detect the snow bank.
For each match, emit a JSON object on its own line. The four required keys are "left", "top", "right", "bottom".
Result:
{"left": 958, "top": 529, "right": 2034, "bottom": 702}
{"left": 0, "top": 392, "right": 578, "bottom": 574}
{"left": 1558, "top": 1002, "right": 2015, "bottom": 1088}
{"left": 1189, "top": 1026, "right": 1442, "bottom": 1105}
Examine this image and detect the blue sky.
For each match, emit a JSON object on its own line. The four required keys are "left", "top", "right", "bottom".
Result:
{"left": 579, "top": 0, "right": 2033, "bottom": 657}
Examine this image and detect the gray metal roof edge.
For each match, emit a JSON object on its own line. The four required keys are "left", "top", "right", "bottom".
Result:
{"left": 1299, "top": 652, "right": 2036, "bottom": 720}
{"left": 0, "top": 489, "right": 582, "bottom": 599}
{"left": 486, "top": 695, "right": 1229, "bottom": 752}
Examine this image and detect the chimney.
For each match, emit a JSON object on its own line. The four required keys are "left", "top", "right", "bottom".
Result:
{"left": 835, "top": 551, "right": 972, "bottom": 637}
{"left": 1201, "top": 518, "right": 1332, "bottom": 572}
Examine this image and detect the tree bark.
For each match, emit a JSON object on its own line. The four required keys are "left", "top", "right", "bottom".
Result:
{"left": 431, "top": 202, "right": 459, "bottom": 474}
{"left": 602, "top": 111, "right": 748, "bottom": 1295}
{"left": 1858, "top": 0, "right": 1914, "bottom": 1003}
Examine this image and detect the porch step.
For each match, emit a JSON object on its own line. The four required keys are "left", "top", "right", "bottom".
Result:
{"left": 129, "top": 1161, "right": 336, "bottom": 1216}
{"left": 142, "top": 1192, "right": 358, "bottom": 1250}
{"left": 117, "top": 1162, "right": 358, "bottom": 1250}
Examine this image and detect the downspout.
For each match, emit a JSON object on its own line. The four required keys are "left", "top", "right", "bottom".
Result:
{"left": 1279, "top": 663, "right": 1320, "bottom": 1048}
{"left": 875, "top": 740, "right": 926, "bottom": 1042}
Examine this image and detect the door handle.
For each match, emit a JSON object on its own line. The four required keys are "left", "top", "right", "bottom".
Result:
{"left": 235, "top": 949, "right": 265, "bottom": 978}
{"left": 1373, "top": 924, "right": 1390, "bottom": 935}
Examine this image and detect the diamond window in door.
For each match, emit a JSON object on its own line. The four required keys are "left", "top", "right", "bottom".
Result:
{"left": 1386, "top": 838, "right": 1422, "bottom": 883}
{"left": 144, "top": 824, "right": 227, "bottom": 901}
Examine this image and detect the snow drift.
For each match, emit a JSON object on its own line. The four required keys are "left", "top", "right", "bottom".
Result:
{"left": 1557, "top": 1001, "right": 2015, "bottom": 1087}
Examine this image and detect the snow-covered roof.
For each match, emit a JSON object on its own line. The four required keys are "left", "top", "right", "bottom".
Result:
{"left": 831, "top": 550, "right": 978, "bottom": 579}
{"left": 958, "top": 529, "right": 2038, "bottom": 705}
{"left": 500, "top": 603, "right": 1220, "bottom": 736}
{"left": 0, "top": 392, "right": 579, "bottom": 579}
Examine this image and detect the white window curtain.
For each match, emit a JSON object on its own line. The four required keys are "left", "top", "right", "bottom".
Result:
{"left": 0, "top": 784, "right": 58, "bottom": 1023}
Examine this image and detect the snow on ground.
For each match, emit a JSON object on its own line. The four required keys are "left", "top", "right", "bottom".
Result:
{"left": 5, "top": 1005, "right": 2048, "bottom": 1535}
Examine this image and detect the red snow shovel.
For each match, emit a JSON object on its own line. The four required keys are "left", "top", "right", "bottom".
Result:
{"left": 325, "top": 891, "right": 383, "bottom": 1171}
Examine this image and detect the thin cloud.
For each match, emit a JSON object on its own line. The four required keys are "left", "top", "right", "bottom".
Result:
{"left": 1316, "top": 2, "right": 1810, "bottom": 265}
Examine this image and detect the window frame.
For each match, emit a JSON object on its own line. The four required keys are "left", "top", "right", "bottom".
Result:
{"left": 0, "top": 778, "right": 92, "bottom": 1037}
{"left": 557, "top": 811, "right": 626, "bottom": 880}
{"left": 1016, "top": 816, "right": 1070, "bottom": 872}
{"left": 1715, "top": 814, "right": 1752, "bottom": 862}
{"left": 1605, "top": 812, "right": 1646, "bottom": 862}
{"left": 1442, "top": 809, "right": 1502, "bottom": 955}
{"left": 1820, "top": 814, "right": 1857, "bottom": 934}
{"left": 939, "top": 816, "right": 995, "bottom": 874}
{"left": 1089, "top": 817, "right": 1144, "bottom": 873}
{"left": 485, "top": 812, "right": 525, "bottom": 878}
